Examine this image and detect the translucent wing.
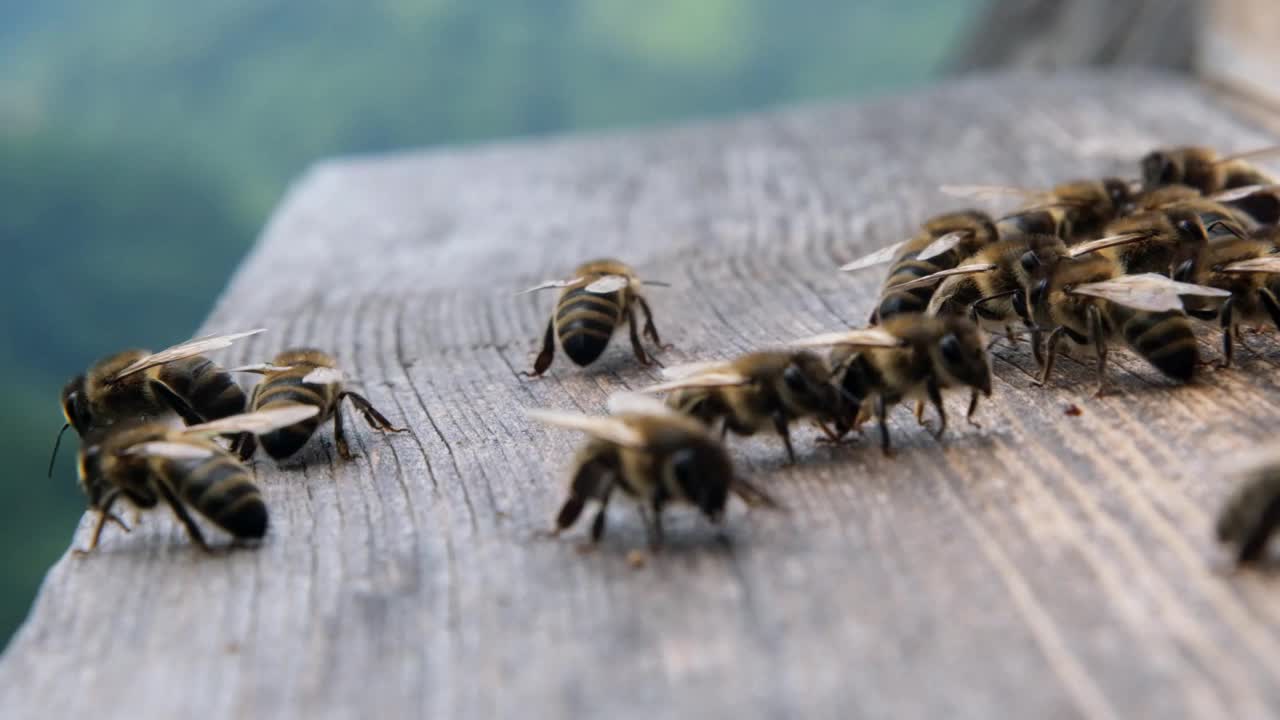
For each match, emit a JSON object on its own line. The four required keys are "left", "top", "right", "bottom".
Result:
{"left": 122, "top": 441, "right": 217, "bottom": 461}
{"left": 109, "top": 329, "right": 266, "bottom": 382}
{"left": 228, "top": 363, "right": 294, "bottom": 374}
{"left": 939, "top": 184, "right": 1048, "bottom": 203}
{"left": 641, "top": 279, "right": 672, "bottom": 288}
{"left": 1221, "top": 256, "right": 1280, "bottom": 274}
{"left": 583, "top": 275, "right": 630, "bottom": 294}
{"left": 641, "top": 372, "right": 752, "bottom": 394}
{"left": 915, "top": 230, "right": 972, "bottom": 261}
{"left": 1068, "top": 231, "right": 1156, "bottom": 258}
{"left": 1210, "top": 184, "right": 1280, "bottom": 203}
{"left": 659, "top": 360, "right": 735, "bottom": 380}
{"left": 1217, "top": 145, "right": 1280, "bottom": 165}
{"left": 302, "top": 366, "right": 346, "bottom": 385}
{"left": 606, "top": 391, "right": 685, "bottom": 418}
{"left": 182, "top": 404, "right": 321, "bottom": 437}
{"left": 516, "top": 277, "right": 586, "bottom": 295}
{"left": 886, "top": 263, "right": 997, "bottom": 292}
{"left": 789, "top": 327, "right": 903, "bottom": 350}
{"left": 523, "top": 408, "right": 645, "bottom": 448}
{"left": 839, "top": 241, "right": 906, "bottom": 272}
{"left": 1069, "top": 273, "right": 1231, "bottom": 312}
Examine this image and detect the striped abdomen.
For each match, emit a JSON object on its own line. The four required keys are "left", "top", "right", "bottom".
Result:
{"left": 1118, "top": 308, "right": 1198, "bottom": 382}
{"left": 555, "top": 286, "right": 623, "bottom": 366}
{"left": 252, "top": 370, "right": 337, "bottom": 459}
{"left": 875, "top": 258, "right": 942, "bottom": 322}
{"left": 165, "top": 454, "right": 267, "bottom": 539}
{"left": 153, "top": 356, "right": 247, "bottom": 423}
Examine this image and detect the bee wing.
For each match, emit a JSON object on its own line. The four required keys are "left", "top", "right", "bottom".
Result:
{"left": 582, "top": 275, "right": 631, "bottom": 294}
{"left": 181, "top": 404, "right": 321, "bottom": 437}
{"left": 1221, "top": 256, "right": 1280, "bottom": 274}
{"left": 641, "top": 372, "right": 752, "bottom": 394}
{"left": 789, "top": 327, "right": 903, "bottom": 350}
{"left": 886, "top": 263, "right": 997, "bottom": 292}
{"left": 515, "top": 276, "right": 586, "bottom": 295}
{"left": 228, "top": 363, "right": 294, "bottom": 374}
{"left": 1069, "top": 273, "right": 1231, "bottom": 312}
{"left": 1068, "top": 231, "right": 1156, "bottom": 258}
{"left": 605, "top": 391, "right": 685, "bottom": 418}
{"left": 523, "top": 408, "right": 646, "bottom": 448}
{"left": 121, "top": 441, "right": 218, "bottom": 461}
{"left": 641, "top": 279, "right": 672, "bottom": 288}
{"left": 109, "top": 329, "right": 267, "bottom": 382}
{"left": 1210, "top": 184, "right": 1280, "bottom": 203}
{"left": 915, "top": 230, "right": 972, "bottom": 261}
{"left": 939, "top": 184, "right": 1049, "bottom": 203}
{"left": 839, "top": 241, "right": 906, "bottom": 272}
{"left": 302, "top": 366, "right": 347, "bottom": 385}
{"left": 659, "top": 360, "right": 734, "bottom": 379}
{"left": 1217, "top": 145, "right": 1280, "bottom": 165}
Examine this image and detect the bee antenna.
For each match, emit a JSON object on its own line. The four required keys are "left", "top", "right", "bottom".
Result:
{"left": 48, "top": 423, "right": 71, "bottom": 478}
{"left": 1205, "top": 219, "right": 1249, "bottom": 241}
{"left": 642, "top": 280, "right": 672, "bottom": 287}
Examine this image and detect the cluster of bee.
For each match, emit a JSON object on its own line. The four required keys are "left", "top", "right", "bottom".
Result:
{"left": 520, "top": 146, "right": 1280, "bottom": 565}
{"left": 53, "top": 335, "right": 405, "bottom": 553}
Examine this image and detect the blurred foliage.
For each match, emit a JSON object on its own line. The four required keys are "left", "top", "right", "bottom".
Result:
{"left": 0, "top": 0, "right": 978, "bottom": 644}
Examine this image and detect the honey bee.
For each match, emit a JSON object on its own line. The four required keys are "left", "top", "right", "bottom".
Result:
{"left": 519, "top": 259, "right": 671, "bottom": 375}
{"left": 75, "top": 405, "right": 319, "bottom": 553}
{"left": 942, "top": 177, "right": 1136, "bottom": 242}
{"left": 641, "top": 345, "right": 891, "bottom": 463}
{"left": 1028, "top": 254, "right": 1230, "bottom": 394}
{"left": 51, "top": 330, "right": 266, "bottom": 476}
{"left": 230, "top": 349, "right": 407, "bottom": 461}
{"left": 1068, "top": 201, "right": 1247, "bottom": 278}
{"left": 1216, "top": 455, "right": 1280, "bottom": 566}
{"left": 1140, "top": 145, "right": 1280, "bottom": 223}
{"left": 792, "top": 314, "right": 993, "bottom": 454}
{"left": 526, "top": 392, "right": 777, "bottom": 549}
{"left": 926, "top": 233, "right": 1067, "bottom": 332}
{"left": 1172, "top": 225, "right": 1280, "bottom": 367}
{"left": 840, "top": 210, "right": 998, "bottom": 324}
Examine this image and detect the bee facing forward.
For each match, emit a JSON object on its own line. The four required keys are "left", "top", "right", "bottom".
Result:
{"left": 232, "top": 349, "right": 407, "bottom": 461}
{"left": 1216, "top": 454, "right": 1280, "bottom": 566}
{"left": 527, "top": 393, "right": 777, "bottom": 549}
{"left": 520, "top": 259, "right": 671, "bottom": 375}
{"left": 794, "top": 315, "right": 993, "bottom": 454}
{"left": 75, "top": 405, "right": 318, "bottom": 553}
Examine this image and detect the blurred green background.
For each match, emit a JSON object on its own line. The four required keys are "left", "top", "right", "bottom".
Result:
{"left": 0, "top": 0, "right": 980, "bottom": 644}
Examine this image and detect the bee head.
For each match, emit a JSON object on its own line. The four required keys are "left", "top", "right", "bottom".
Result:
{"left": 1102, "top": 177, "right": 1133, "bottom": 209}
{"left": 60, "top": 375, "right": 92, "bottom": 436}
{"left": 780, "top": 351, "right": 844, "bottom": 420}
{"left": 1141, "top": 150, "right": 1180, "bottom": 188}
{"left": 936, "top": 319, "right": 992, "bottom": 397}
{"left": 667, "top": 441, "right": 733, "bottom": 521}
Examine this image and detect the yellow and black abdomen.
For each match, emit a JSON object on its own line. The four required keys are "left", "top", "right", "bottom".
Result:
{"left": 152, "top": 356, "right": 247, "bottom": 423}
{"left": 164, "top": 454, "right": 267, "bottom": 539}
{"left": 252, "top": 370, "right": 336, "bottom": 459}
{"left": 1117, "top": 308, "right": 1198, "bottom": 382}
{"left": 874, "top": 258, "right": 942, "bottom": 322}
{"left": 555, "top": 286, "right": 623, "bottom": 366}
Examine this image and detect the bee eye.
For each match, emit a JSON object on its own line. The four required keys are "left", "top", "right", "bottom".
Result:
{"left": 782, "top": 365, "right": 808, "bottom": 393}
{"left": 1019, "top": 251, "right": 1039, "bottom": 273}
{"left": 1177, "top": 219, "right": 1197, "bottom": 236}
{"left": 940, "top": 334, "right": 964, "bottom": 365}
{"left": 1030, "top": 279, "right": 1049, "bottom": 308}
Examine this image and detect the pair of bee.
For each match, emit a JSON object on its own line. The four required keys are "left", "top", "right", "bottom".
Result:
{"left": 56, "top": 332, "right": 406, "bottom": 552}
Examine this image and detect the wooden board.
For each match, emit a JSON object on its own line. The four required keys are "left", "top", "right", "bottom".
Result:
{"left": 4, "top": 70, "right": 1280, "bottom": 719}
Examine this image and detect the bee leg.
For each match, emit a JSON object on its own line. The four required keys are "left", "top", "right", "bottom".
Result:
{"left": 342, "top": 391, "right": 409, "bottom": 433}
{"left": 521, "top": 320, "right": 556, "bottom": 377}
{"left": 966, "top": 389, "right": 982, "bottom": 428}
{"left": 648, "top": 499, "right": 666, "bottom": 551}
{"left": 232, "top": 432, "right": 258, "bottom": 463}
{"left": 333, "top": 401, "right": 354, "bottom": 460}
{"left": 625, "top": 305, "right": 653, "bottom": 366}
{"left": 156, "top": 482, "right": 212, "bottom": 553}
{"left": 74, "top": 491, "right": 126, "bottom": 555}
{"left": 148, "top": 379, "right": 207, "bottom": 425}
{"left": 875, "top": 395, "right": 892, "bottom": 456}
{"left": 926, "top": 379, "right": 947, "bottom": 441}
{"left": 1218, "top": 296, "right": 1236, "bottom": 369}
{"left": 913, "top": 400, "right": 928, "bottom": 427}
{"left": 1088, "top": 305, "right": 1109, "bottom": 397}
{"left": 637, "top": 297, "right": 673, "bottom": 351}
{"left": 1033, "top": 327, "right": 1067, "bottom": 387}
{"left": 590, "top": 491, "right": 611, "bottom": 543}
{"left": 771, "top": 412, "right": 796, "bottom": 464}
{"left": 1259, "top": 288, "right": 1280, "bottom": 343}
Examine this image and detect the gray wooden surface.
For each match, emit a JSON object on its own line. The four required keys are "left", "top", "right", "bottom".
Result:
{"left": 4, "top": 70, "right": 1280, "bottom": 719}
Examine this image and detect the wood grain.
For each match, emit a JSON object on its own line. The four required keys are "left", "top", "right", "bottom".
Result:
{"left": 4, "top": 70, "right": 1280, "bottom": 719}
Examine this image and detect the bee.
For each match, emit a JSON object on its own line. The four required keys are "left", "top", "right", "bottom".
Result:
{"left": 793, "top": 314, "right": 993, "bottom": 454}
{"left": 942, "top": 177, "right": 1135, "bottom": 242}
{"left": 1216, "top": 455, "right": 1280, "bottom": 566}
{"left": 519, "top": 259, "right": 671, "bottom": 375}
{"left": 840, "top": 210, "right": 999, "bottom": 324}
{"left": 50, "top": 330, "right": 266, "bottom": 476}
{"left": 526, "top": 393, "right": 777, "bottom": 549}
{"left": 74, "top": 405, "right": 318, "bottom": 553}
{"left": 926, "top": 233, "right": 1066, "bottom": 331}
{"left": 1140, "top": 145, "right": 1280, "bottom": 223}
{"left": 230, "top": 349, "right": 407, "bottom": 461}
{"left": 642, "top": 346, "right": 884, "bottom": 463}
{"left": 1069, "top": 201, "right": 1247, "bottom": 278}
{"left": 1172, "top": 225, "right": 1280, "bottom": 367}
{"left": 1027, "top": 254, "right": 1230, "bottom": 394}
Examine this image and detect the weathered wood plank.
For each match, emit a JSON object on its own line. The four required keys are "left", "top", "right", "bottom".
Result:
{"left": 4, "top": 70, "right": 1280, "bottom": 719}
